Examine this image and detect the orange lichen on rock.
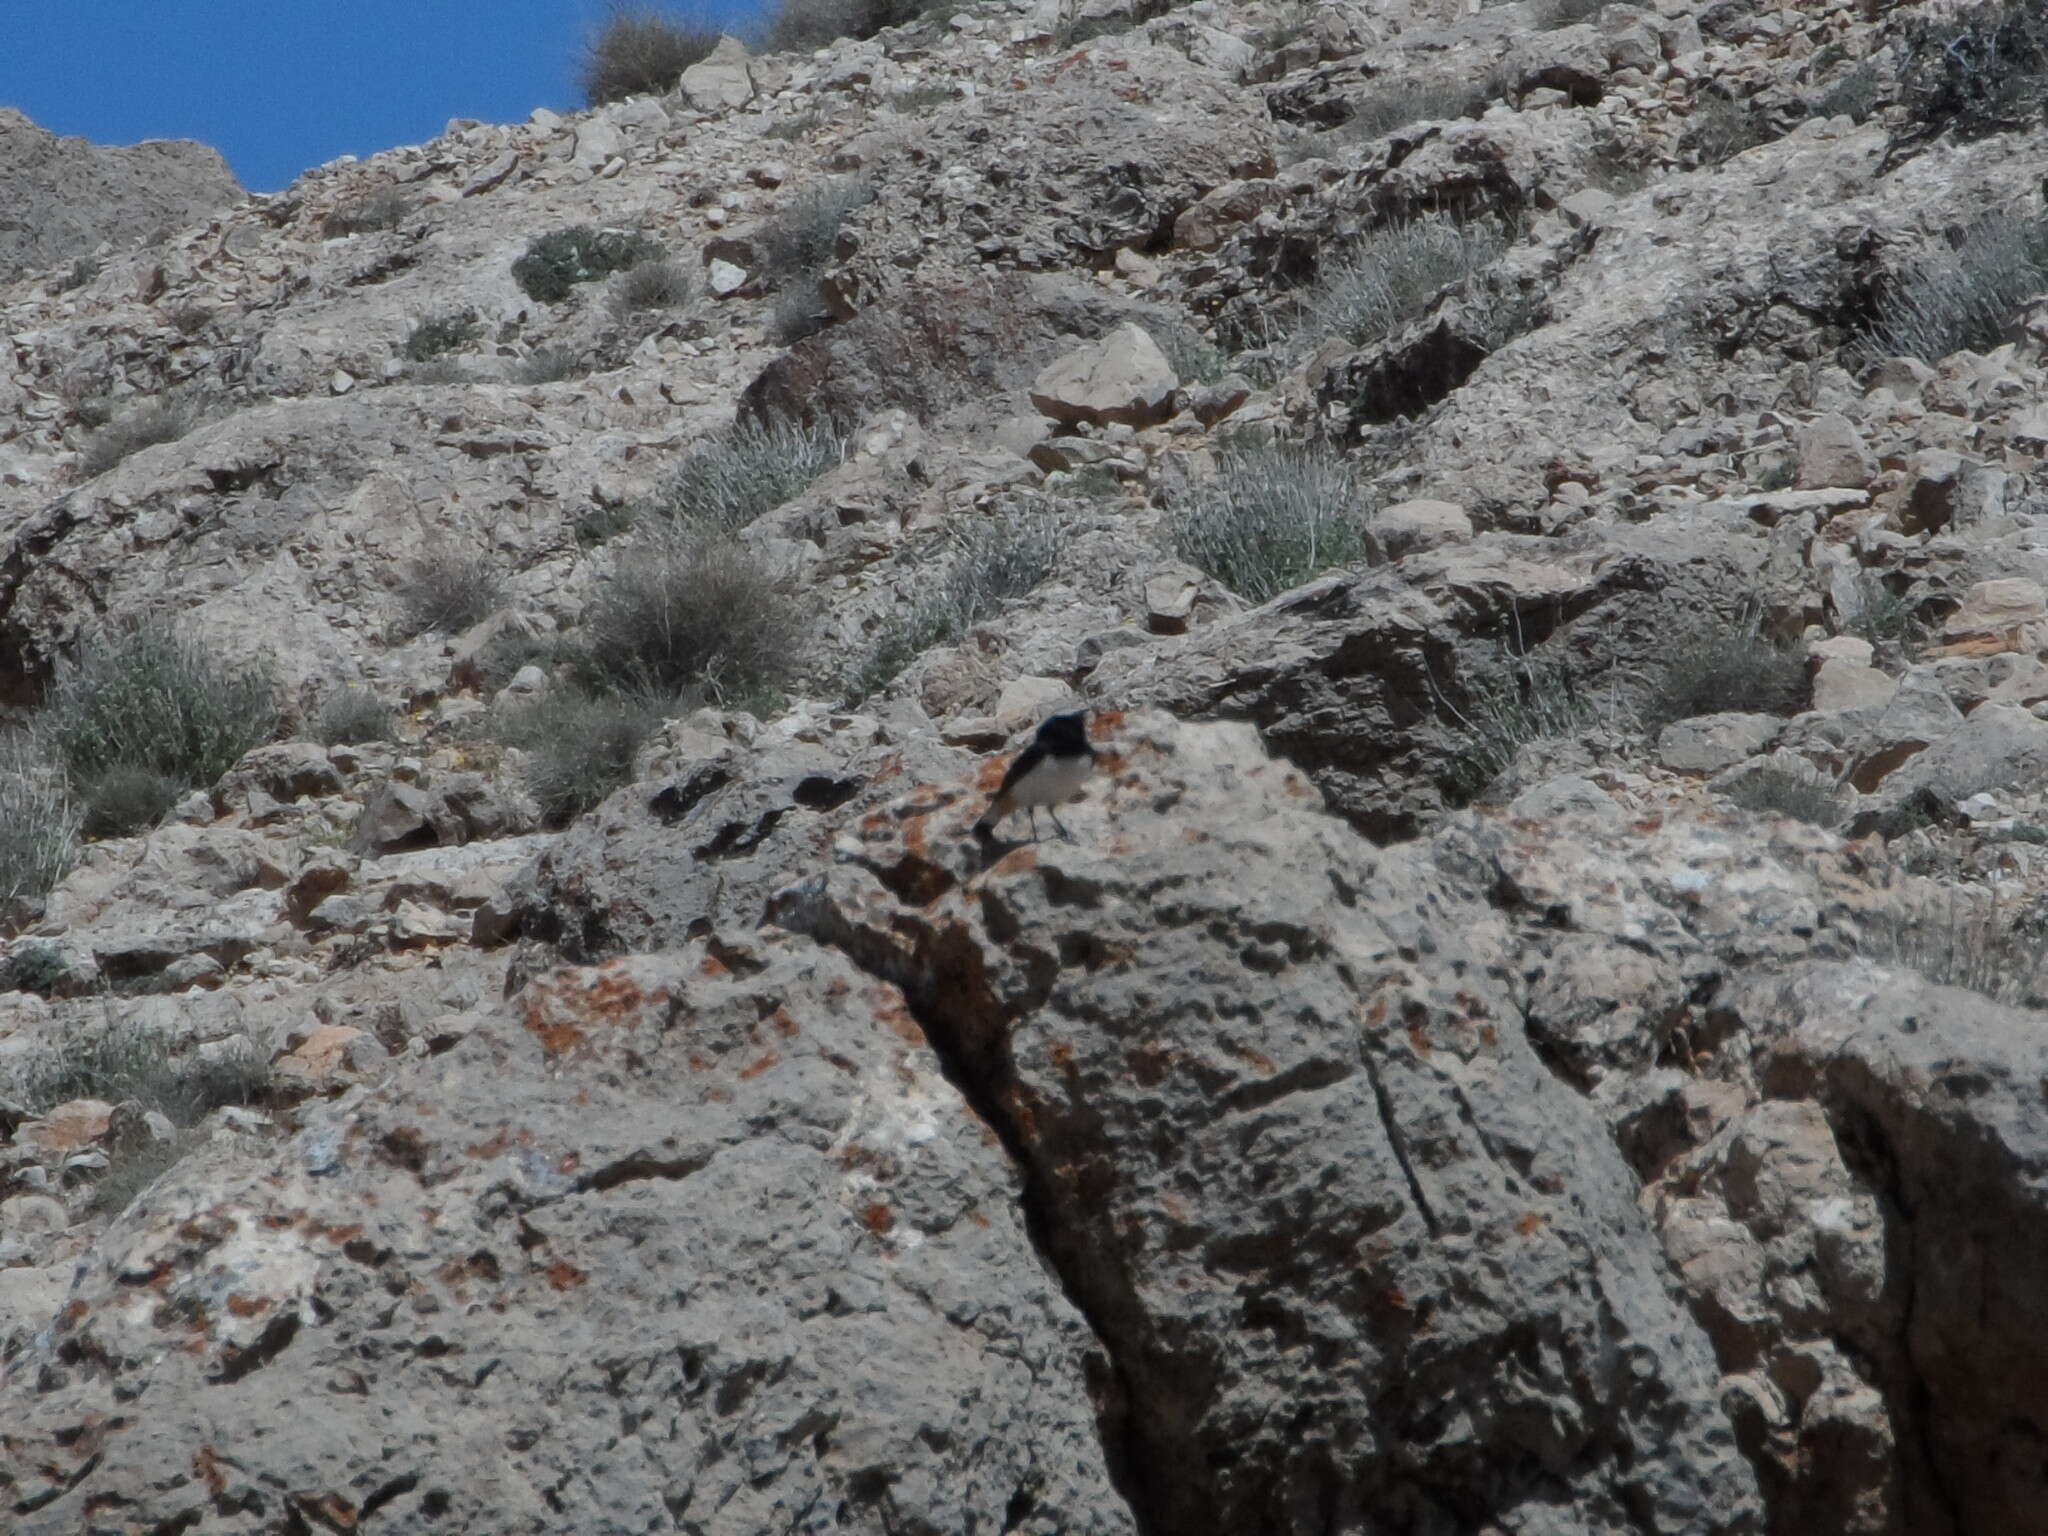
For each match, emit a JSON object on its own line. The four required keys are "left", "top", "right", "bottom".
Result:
{"left": 738, "top": 1049, "right": 781, "bottom": 1081}
{"left": 519, "top": 961, "right": 670, "bottom": 1058}
{"left": 224, "top": 1294, "right": 269, "bottom": 1319}
{"left": 545, "top": 1261, "right": 588, "bottom": 1290}
{"left": 861, "top": 1202, "right": 895, "bottom": 1235}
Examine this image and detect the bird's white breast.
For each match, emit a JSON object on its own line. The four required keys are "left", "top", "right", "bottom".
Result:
{"left": 1011, "top": 752, "right": 1094, "bottom": 808}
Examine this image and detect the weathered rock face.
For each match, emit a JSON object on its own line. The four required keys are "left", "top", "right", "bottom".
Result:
{"left": 1, "top": 937, "right": 1135, "bottom": 1534}
{"left": 773, "top": 712, "right": 1763, "bottom": 1533}
{"left": 0, "top": 108, "right": 241, "bottom": 281}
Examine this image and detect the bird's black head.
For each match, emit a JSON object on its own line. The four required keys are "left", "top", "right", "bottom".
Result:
{"left": 1036, "top": 709, "right": 1092, "bottom": 756}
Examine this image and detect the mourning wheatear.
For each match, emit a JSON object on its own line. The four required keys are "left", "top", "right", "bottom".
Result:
{"left": 973, "top": 709, "right": 1095, "bottom": 842}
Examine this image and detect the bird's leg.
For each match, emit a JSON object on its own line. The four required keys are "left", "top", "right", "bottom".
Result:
{"left": 1049, "top": 807, "right": 1073, "bottom": 842}
{"left": 1027, "top": 806, "right": 1042, "bottom": 841}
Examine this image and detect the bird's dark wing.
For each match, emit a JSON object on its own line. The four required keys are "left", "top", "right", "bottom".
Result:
{"left": 994, "top": 741, "right": 1047, "bottom": 798}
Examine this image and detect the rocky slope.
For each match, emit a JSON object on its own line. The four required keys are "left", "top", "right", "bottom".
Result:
{"left": 0, "top": 108, "right": 241, "bottom": 285}
{"left": 6, "top": 0, "right": 2048, "bottom": 1530}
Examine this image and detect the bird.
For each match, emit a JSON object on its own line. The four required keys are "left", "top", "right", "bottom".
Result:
{"left": 973, "top": 709, "right": 1095, "bottom": 843}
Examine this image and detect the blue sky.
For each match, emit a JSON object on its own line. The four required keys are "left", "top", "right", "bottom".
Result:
{"left": 5, "top": 1, "right": 761, "bottom": 194}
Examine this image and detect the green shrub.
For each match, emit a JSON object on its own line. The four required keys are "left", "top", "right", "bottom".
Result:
{"left": 316, "top": 688, "right": 397, "bottom": 746}
{"left": 764, "top": 0, "right": 928, "bottom": 53}
{"left": 606, "top": 256, "right": 694, "bottom": 320}
{"left": 575, "top": 502, "right": 640, "bottom": 548}
{"left": 402, "top": 310, "right": 482, "bottom": 362}
{"left": 1170, "top": 436, "right": 1374, "bottom": 602}
{"left": 1442, "top": 652, "right": 1599, "bottom": 802}
{"left": 0, "top": 736, "right": 81, "bottom": 915}
{"left": 582, "top": 530, "right": 799, "bottom": 700}
{"left": 1864, "top": 887, "right": 2048, "bottom": 1008}
{"left": 513, "top": 225, "right": 665, "bottom": 303}
{"left": 756, "top": 179, "right": 875, "bottom": 286}
{"left": 1890, "top": 1, "right": 2048, "bottom": 156}
{"left": 1642, "top": 612, "right": 1808, "bottom": 727}
{"left": 78, "top": 765, "right": 186, "bottom": 839}
{"left": 843, "top": 509, "right": 1070, "bottom": 702}
{"left": 79, "top": 397, "right": 200, "bottom": 478}
{"left": 1340, "top": 79, "right": 1487, "bottom": 142}
{"left": 4, "top": 941, "right": 73, "bottom": 997}
{"left": 650, "top": 418, "right": 846, "bottom": 533}
{"left": 397, "top": 550, "right": 505, "bottom": 636}
{"left": 9, "top": 1010, "right": 270, "bottom": 1126}
{"left": 1295, "top": 215, "right": 1511, "bottom": 355}
{"left": 1723, "top": 766, "right": 1846, "bottom": 828}
{"left": 580, "top": 5, "right": 720, "bottom": 106}
{"left": 1152, "top": 323, "right": 1230, "bottom": 386}
{"left": 43, "top": 617, "right": 282, "bottom": 802}
{"left": 321, "top": 188, "right": 415, "bottom": 237}
{"left": 1852, "top": 210, "right": 2048, "bottom": 366}
{"left": 1685, "top": 93, "right": 1777, "bottom": 166}
{"left": 495, "top": 687, "right": 668, "bottom": 822}
{"left": 1842, "top": 571, "right": 1925, "bottom": 660}
{"left": 516, "top": 345, "right": 588, "bottom": 384}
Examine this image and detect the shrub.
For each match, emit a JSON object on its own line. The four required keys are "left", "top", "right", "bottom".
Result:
{"left": 1843, "top": 571, "right": 1925, "bottom": 660}
{"left": 9, "top": 1010, "right": 270, "bottom": 1126}
{"left": 1341, "top": 79, "right": 1487, "bottom": 142}
{"left": 321, "top": 188, "right": 415, "bottom": 237}
{"left": 43, "top": 617, "right": 282, "bottom": 801}
{"left": 78, "top": 764, "right": 186, "bottom": 839}
{"left": 762, "top": 104, "right": 826, "bottom": 142}
{"left": 1864, "top": 887, "right": 2048, "bottom": 1008}
{"left": 405, "top": 358, "right": 473, "bottom": 385}
{"left": 396, "top": 550, "right": 505, "bottom": 637}
{"left": 1890, "top": 1, "right": 2048, "bottom": 158}
{"left": 606, "top": 256, "right": 695, "bottom": 319}
{"left": 0, "top": 736, "right": 81, "bottom": 916}
{"left": 770, "top": 283, "right": 836, "bottom": 346}
{"left": 1808, "top": 61, "right": 1886, "bottom": 125}
{"left": 1852, "top": 210, "right": 2048, "bottom": 367}
{"left": 402, "top": 310, "right": 482, "bottom": 362}
{"left": 79, "top": 397, "right": 200, "bottom": 478}
{"left": 649, "top": 418, "right": 846, "bottom": 533}
{"left": 167, "top": 303, "right": 213, "bottom": 336}
{"left": 1152, "top": 323, "right": 1230, "bottom": 386}
{"left": 582, "top": 530, "right": 799, "bottom": 700}
{"left": 57, "top": 256, "right": 100, "bottom": 293}
{"left": 513, "top": 225, "right": 664, "bottom": 303}
{"left": 763, "top": 0, "right": 927, "bottom": 53}
{"left": 1441, "top": 651, "right": 1600, "bottom": 802}
{"left": 580, "top": 4, "right": 719, "bottom": 106}
{"left": 1642, "top": 611, "right": 1808, "bottom": 727}
{"left": 1294, "top": 216, "right": 1511, "bottom": 356}
{"left": 89, "top": 1132, "right": 189, "bottom": 1218}
{"left": 1169, "top": 436, "right": 1374, "bottom": 602}
{"left": 1723, "top": 765, "right": 1846, "bottom": 827}
{"left": 495, "top": 687, "right": 667, "bottom": 822}
{"left": 5, "top": 941, "right": 73, "bottom": 997}
{"left": 316, "top": 688, "right": 396, "bottom": 746}
{"left": 1532, "top": 0, "right": 1605, "bottom": 28}
{"left": 843, "top": 509, "right": 1070, "bottom": 702}
{"left": 575, "top": 502, "right": 640, "bottom": 548}
{"left": 516, "top": 345, "right": 588, "bottom": 385}
{"left": 756, "top": 179, "right": 875, "bottom": 286}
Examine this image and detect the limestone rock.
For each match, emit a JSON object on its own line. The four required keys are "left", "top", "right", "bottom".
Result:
{"left": 1658, "top": 712, "right": 1784, "bottom": 774}
{"left": 1029, "top": 324, "right": 1179, "bottom": 429}
{"left": 680, "top": 36, "right": 756, "bottom": 112}
{"left": 1377, "top": 498, "right": 1473, "bottom": 559}
{"left": 1794, "top": 411, "right": 1877, "bottom": 490}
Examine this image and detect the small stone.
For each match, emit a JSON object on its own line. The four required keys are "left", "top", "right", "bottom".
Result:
{"left": 1795, "top": 412, "right": 1877, "bottom": 490}
{"left": 1377, "top": 499, "right": 1473, "bottom": 559}
{"left": 1029, "top": 325, "right": 1179, "bottom": 429}
{"left": 1657, "top": 713, "right": 1784, "bottom": 774}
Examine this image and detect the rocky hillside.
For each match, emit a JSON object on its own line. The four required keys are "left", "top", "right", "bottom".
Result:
{"left": 6, "top": 0, "right": 2048, "bottom": 1529}
{"left": 0, "top": 108, "right": 241, "bottom": 286}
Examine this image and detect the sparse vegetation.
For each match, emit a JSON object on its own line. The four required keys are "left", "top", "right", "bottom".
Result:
{"left": 763, "top": 0, "right": 929, "bottom": 54}
{"left": 770, "top": 284, "right": 836, "bottom": 346}
{"left": 403, "top": 310, "right": 483, "bottom": 362}
{"left": 581, "top": 528, "right": 799, "bottom": 701}
{"left": 79, "top": 397, "right": 200, "bottom": 478}
{"left": 1293, "top": 215, "right": 1513, "bottom": 356}
{"left": 0, "top": 736, "right": 82, "bottom": 917}
{"left": 1808, "top": 61, "right": 1886, "bottom": 125}
{"left": 1888, "top": 0, "right": 2048, "bottom": 164}
{"left": 405, "top": 357, "right": 473, "bottom": 385}
{"left": 1864, "top": 887, "right": 2048, "bottom": 1008}
{"left": 607, "top": 256, "right": 695, "bottom": 320}
{"left": 649, "top": 419, "right": 846, "bottom": 533}
{"left": 762, "top": 104, "right": 826, "bottom": 141}
{"left": 495, "top": 686, "right": 668, "bottom": 822}
{"left": 1340, "top": 79, "right": 1487, "bottom": 143}
{"left": 1843, "top": 571, "right": 1926, "bottom": 661}
{"left": 321, "top": 188, "right": 415, "bottom": 237}
{"left": 579, "top": 4, "right": 719, "bottom": 106}
{"left": 843, "top": 509, "right": 1072, "bottom": 703}
{"left": 756, "top": 179, "right": 875, "bottom": 287}
{"left": 166, "top": 303, "right": 213, "bottom": 336}
{"left": 9, "top": 1009, "right": 271, "bottom": 1128}
{"left": 1642, "top": 611, "right": 1808, "bottom": 727}
{"left": 4, "top": 941, "right": 74, "bottom": 998}
{"left": 1530, "top": 0, "right": 1605, "bottom": 29}
{"left": 513, "top": 225, "right": 665, "bottom": 303}
{"left": 515, "top": 345, "right": 588, "bottom": 385}
{"left": 396, "top": 549, "right": 505, "bottom": 637}
{"left": 1442, "top": 651, "right": 1601, "bottom": 802}
{"left": 889, "top": 84, "right": 955, "bottom": 114}
{"left": 1851, "top": 209, "right": 2048, "bottom": 367}
{"left": 1152, "top": 324, "right": 1230, "bottom": 386}
{"left": 77, "top": 764, "right": 187, "bottom": 839}
{"left": 575, "top": 502, "right": 640, "bottom": 548}
{"left": 1724, "top": 765, "right": 1846, "bottom": 827}
{"left": 315, "top": 688, "right": 397, "bottom": 747}
{"left": 1170, "top": 436, "right": 1375, "bottom": 603}
{"left": 43, "top": 618, "right": 283, "bottom": 830}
